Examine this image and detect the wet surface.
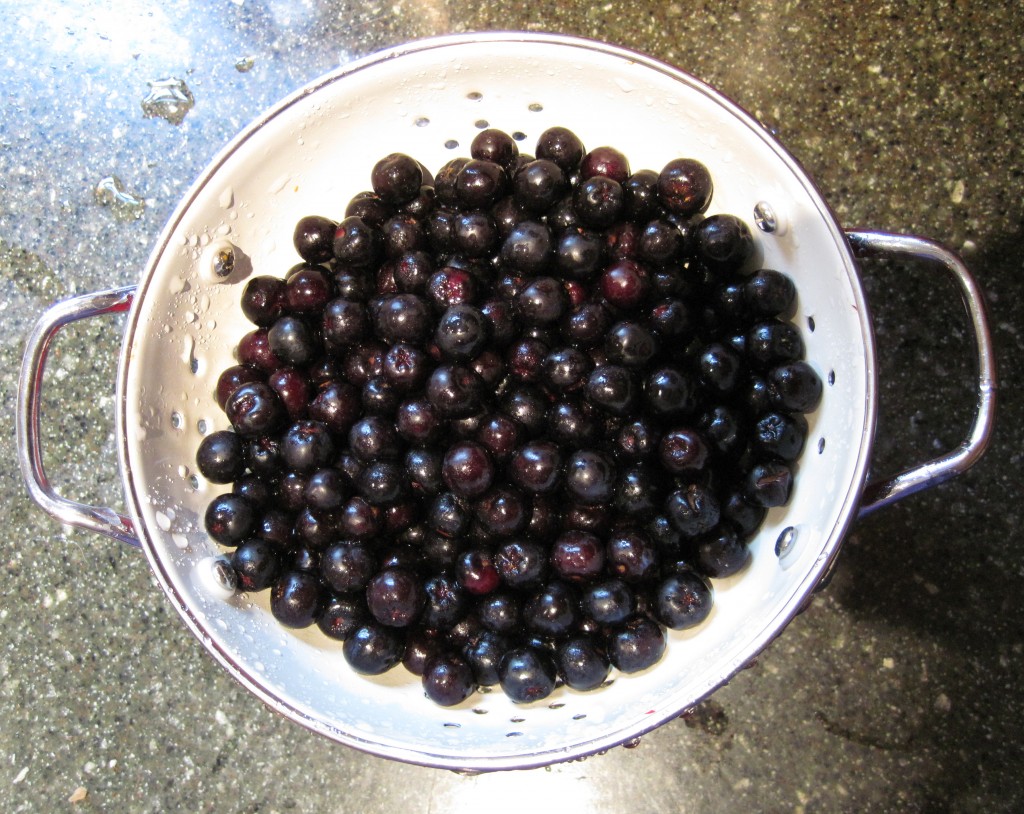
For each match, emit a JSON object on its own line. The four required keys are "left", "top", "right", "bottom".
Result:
{"left": 1, "top": 2, "right": 1022, "bottom": 811}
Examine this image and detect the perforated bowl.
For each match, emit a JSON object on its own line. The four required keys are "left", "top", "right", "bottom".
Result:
{"left": 18, "top": 33, "right": 995, "bottom": 771}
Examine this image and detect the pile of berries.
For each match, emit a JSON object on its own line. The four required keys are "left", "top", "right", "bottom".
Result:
{"left": 196, "top": 126, "right": 822, "bottom": 706}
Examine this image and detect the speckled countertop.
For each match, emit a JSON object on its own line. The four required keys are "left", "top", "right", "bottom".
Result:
{"left": 1, "top": 2, "right": 1021, "bottom": 812}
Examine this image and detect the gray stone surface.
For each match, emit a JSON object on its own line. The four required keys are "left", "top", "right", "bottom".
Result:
{"left": 1, "top": 1, "right": 1021, "bottom": 811}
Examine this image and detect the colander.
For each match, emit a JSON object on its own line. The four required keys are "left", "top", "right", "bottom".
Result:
{"left": 17, "top": 32, "right": 995, "bottom": 771}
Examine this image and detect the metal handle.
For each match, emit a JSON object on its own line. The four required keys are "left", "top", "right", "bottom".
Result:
{"left": 847, "top": 230, "right": 997, "bottom": 517}
{"left": 17, "top": 286, "right": 141, "bottom": 547}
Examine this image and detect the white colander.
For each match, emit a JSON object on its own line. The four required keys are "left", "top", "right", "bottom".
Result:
{"left": 17, "top": 33, "right": 995, "bottom": 771}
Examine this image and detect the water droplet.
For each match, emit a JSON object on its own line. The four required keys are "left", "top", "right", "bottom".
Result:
{"left": 142, "top": 78, "right": 195, "bottom": 126}
{"left": 168, "top": 275, "right": 186, "bottom": 295}
{"left": 817, "top": 437, "right": 826, "bottom": 454}
{"left": 219, "top": 187, "right": 235, "bottom": 208}
{"left": 94, "top": 176, "right": 146, "bottom": 221}
{"left": 267, "top": 174, "right": 290, "bottom": 194}
{"left": 614, "top": 77, "right": 636, "bottom": 93}
{"left": 622, "top": 737, "right": 642, "bottom": 749}
{"left": 528, "top": 102, "right": 543, "bottom": 112}
{"left": 188, "top": 474, "right": 200, "bottom": 490}
{"left": 414, "top": 116, "right": 430, "bottom": 127}
{"left": 466, "top": 91, "right": 482, "bottom": 101}
{"left": 474, "top": 119, "right": 489, "bottom": 129}
{"left": 155, "top": 510, "right": 172, "bottom": 531}
{"left": 171, "top": 533, "right": 189, "bottom": 549}
{"left": 235, "top": 56, "right": 255, "bottom": 73}
{"left": 170, "top": 411, "right": 184, "bottom": 429}
{"left": 444, "top": 139, "right": 459, "bottom": 150}
{"left": 197, "top": 418, "right": 209, "bottom": 434}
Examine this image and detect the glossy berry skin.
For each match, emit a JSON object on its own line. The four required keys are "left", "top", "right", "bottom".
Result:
{"left": 285, "top": 267, "right": 332, "bottom": 314}
{"left": 557, "top": 636, "right": 611, "bottom": 691}
{"left": 348, "top": 415, "right": 399, "bottom": 462}
{"left": 745, "top": 269, "right": 796, "bottom": 317}
{"left": 573, "top": 175, "right": 624, "bottom": 229}
{"left": 564, "top": 449, "right": 617, "bottom": 504}
{"left": 442, "top": 441, "right": 495, "bottom": 498}
{"left": 472, "top": 128, "right": 520, "bottom": 172}
{"left": 282, "top": 420, "right": 336, "bottom": 473}
{"left": 605, "top": 321, "right": 657, "bottom": 368}
{"left": 606, "top": 531, "right": 658, "bottom": 583}
{"left": 754, "top": 411, "right": 808, "bottom": 461}
{"left": 501, "top": 220, "right": 554, "bottom": 274}
{"left": 746, "top": 321, "right": 806, "bottom": 369}
{"left": 371, "top": 152, "right": 424, "bottom": 206}
{"left": 768, "top": 361, "right": 823, "bottom": 413}
{"left": 694, "top": 525, "right": 750, "bottom": 578}
{"left": 343, "top": 623, "right": 405, "bottom": 675}
{"left": 270, "top": 570, "right": 322, "bottom": 628}
{"left": 463, "top": 631, "right": 511, "bottom": 687}
{"left": 657, "top": 158, "right": 713, "bottom": 216}
{"left": 474, "top": 486, "right": 528, "bottom": 537}
{"left": 422, "top": 652, "right": 475, "bottom": 707}
{"left": 535, "top": 126, "right": 585, "bottom": 173}
{"left": 600, "top": 259, "right": 649, "bottom": 311}
{"left": 665, "top": 484, "right": 721, "bottom": 538}
{"left": 550, "top": 530, "right": 605, "bottom": 582}
{"left": 241, "top": 276, "right": 286, "bottom": 326}
{"left": 316, "top": 595, "right": 367, "bottom": 641}
{"left": 523, "top": 581, "right": 578, "bottom": 637}
{"left": 321, "top": 543, "right": 376, "bottom": 594}
{"left": 231, "top": 539, "right": 281, "bottom": 592}
{"left": 456, "top": 548, "right": 501, "bottom": 596}
{"left": 586, "top": 365, "right": 635, "bottom": 416}
{"left": 607, "top": 616, "right": 666, "bottom": 673}
{"left": 516, "top": 277, "right": 568, "bottom": 326}
{"left": 583, "top": 578, "right": 636, "bottom": 625}
{"left": 659, "top": 428, "right": 710, "bottom": 476}
{"left": 499, "top": 647, "right": 557, "bottom": 703}
{"left": 268, "top": 316, "right": 316, "bottom": 367}
{"left": 495, "top": 539, "right": 548, "bottom": 587}
{"left": 509, "top": 441, "right": 562, "bottom": 494}
{"left": 333, "top": 216, "right": 381, "bottom": 268}
{"left": 225, "top": 381, "right": 286, "bottom": 437}
{"left": 655, "top": 571, "right": 713, "bottom": 629}
{"left": 196, "top": 430, "right": 245, "bottom": 484}
{"left": 421, "top": 575, "right": 467, "bottom": 629}
{"left": 204, "top": 493, "right": 256, "bottom": 546}
{"left": 366, "top": 567, "right": 424, "bottom": 627}
{"left": 477, "top": 593, "right": 520, "bottom": 635}
{"left": 426, "top": 365, "right": 485, "bottom": 418}
{"left": 357, "top": 461, "right": 406, "bottom": 505}
{"left": 292, "top": 215, "right": 338, "bottom": 264}
{"left": 308, "top": 381, "right": 361, "bottom": 436}
{"left": 580, "top": 146, "right": 630, "bottom": 184}
{"left": 699, "top": 342, "right": 743, "bottom": 394}
{"left": 322, "top": 298, "right": 368, "bottom": 348}
{"left": 267, "top": 367, "right": 310, "bottom": 420}
{"left": 513, "top": 159, "right": 568, "bottom": 213}
{"left": 696, "top": 214, "right": 754, "bottom": 271}
{"left": 455, "top": 159, "right": 506, "bottom": 210}
{"left": 435, "top": 303, "right": 489, "bottom": 361}
{"left": 745, "top": 460, "right": 793, "bottom": 507}
{"left": 644, "top": 366, "right": 696, "bottom": 418}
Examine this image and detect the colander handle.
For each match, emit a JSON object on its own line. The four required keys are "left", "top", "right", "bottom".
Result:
{"left": 846, "top": 230, "right": 997, "bottom": 517}
{"left": 17, "top": 286, "right": 141, "bottom": 547}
